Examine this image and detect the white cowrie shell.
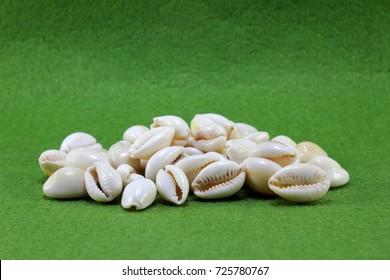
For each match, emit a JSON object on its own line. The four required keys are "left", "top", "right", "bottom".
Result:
{"left": 123, "top": 125, "right": 149, "bottom": 144}
{"left": 296, "top": 141, "right": 328, "bottom": 163}
{"left": 203, "top": 113, "right": 240, "bottom": 139}
{"left": 241, "top": 131, "right": 270, "bottom": 144}
{"left": 271, "top": 135, "right": 297, "bottom": 148}
{"left": 240, "top": 158, "right": 282, "bottom": 195}
{"left": 145, "top": 146, "right": 185, "bottom": 182}
{"left": 129, "top": 127, "right": 175, "bottom": 159}
{"left": 192, "top": 160, "right": 245, "bottom": 199}
{"left": 43, "top": 167, "right": 87, "bottom": 199}
{"left": 268, "top": 163, "right": 330, "bottom": 203}
{"left": 64, "top": 147, "right": 110, "bottom": 170}
{"left": 224, "top": 139, "right": 257, "bottom": 164}
{"left": 39, "top": 149, "right": 67, "bottom": 176}
{"left": 189, "top": 123, "right": 227, "bottom": 152}
{"left": 235, "top": 123, "right": 258, "bottom": 136}
{"left": 175, "top": 152, "right": 227, "bottom": 184}
{"left": 108, "top": 140, "right": 141, "bottom": 172}
{"left": 60, "top": 132, "right": 97, "bottom": 153}
{"left": 249, "top": 141, "right": 298, "bottom": 167}
{"left": 308, "top": 156, "right": 349, "bottom": 188}
{"left": 182, "top": 147, "right": 204, "bottom": 157}
{"left": 116, "top": 164, "right": 144, "bottom": 186}
{"left": 156, "top": 165, "right": 189, "bottom": 205}
{"left": 151, "top": 115, "right": 191, "bottom": 146}
{"left": 121, "top": 179, "right": 157, "bottom": 210}
{"left": 84, "top": 162, "right": 122, "bottom": 203}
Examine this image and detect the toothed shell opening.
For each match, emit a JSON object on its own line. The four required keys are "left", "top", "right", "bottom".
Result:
{"left": 195, "top": 168, "right": 242, "bottom": 192}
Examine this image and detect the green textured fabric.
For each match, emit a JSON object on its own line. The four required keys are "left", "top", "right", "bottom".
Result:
{"left": 1, "top": 0, "right": 389, "bottom": 260}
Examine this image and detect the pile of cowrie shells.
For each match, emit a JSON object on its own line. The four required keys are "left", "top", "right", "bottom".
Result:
{"left": 38, "top": 113, "right": 350, "bottom": 210}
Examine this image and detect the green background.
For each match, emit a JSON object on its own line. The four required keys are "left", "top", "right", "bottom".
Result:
{"left": 1, "top": 0, "right": 389, "bottom": 260}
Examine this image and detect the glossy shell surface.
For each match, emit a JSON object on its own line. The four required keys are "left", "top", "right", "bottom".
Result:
{"left": 156, "top": 165, "right": 189, "bottom": 205}
{"left": 121, "top": 179, "right": 157, "bottom": 210}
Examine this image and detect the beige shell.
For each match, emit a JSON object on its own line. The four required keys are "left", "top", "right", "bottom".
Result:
{"left": 224, "top": 139, "right": 257, "bottom": 164}
{"left": 43, "top": 167, "right": 87, "bottom": 199}
{"left": 39, "top": 149, "right": 67, "bottom": 176}
{"left": 235, "top": 122, "right": 258, "bottom": 137}
{"left": 271, "top": 135, "right": 297, "bottom": 148}
{"left": 129, "top": 127, "right": 175, "bottom": 159}
{"left": 241, "top": 131, "right": 270, "bottom": 144}
{"left": 116, "top": 164, "right": 144, "bottom": 186}
{"left": 192, "top": 160, "right": 245, "bottom": 199}
{"left": 175, "top": 152, "right": 227, "bottom": 184}
{"left": 64, "top": 147, "right": 110, "bottom": 170}
{"left": 268, "top": 163, "right": 330, "bottom": 203}
{"left": 308, "top": 156, "right": 349, "bottom": 188}
{"left": 84, "top": 162, "right": 123, "bottom": 203}
{"left": 60, "top": 132, "right": 97, "bottom": 153}
{"left": 296, "top": 141, "right": 328, "bottom": 163}
{"left": 123, "top": 125, "right": 149, "bottom": 144}
{"left": 188, "top": 123, "right": 227, "bottom": 152}
{"left": 151, "top": 115, "right": 191, "bottom": 146}
{"left": 108, "top": 140, "right": 141, "bottom": 172}
{"left": 121, "top": 179, "right": 157, "bottom": 210}
{"left": 145, "top": 146, "right": 185, "bottom": 182}
{"left": 249, "top": 141, "right": 298, "bottom": 166}
{"left": 156, "top": 165, "right": 189, "bottom": 205}
{"left": 240, "top": 157, "right": 282, "bottom": 195}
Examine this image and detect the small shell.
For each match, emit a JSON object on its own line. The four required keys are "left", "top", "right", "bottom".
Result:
{"left": 224, "top": 139, "right": 257, "bottom": 164}
{"left": 241, "top": 131, "right": 270, "bottom": 144}
{"left": 182, "top": 147, "right": 204, "bottom": 157}
{"left": 308, "top": 156, "right": 349, "bottom": 188}
{"left": 84, "top": 162, "right": 123, "bottom": 202}
{"left": 249, "top": 141, "right": 298, "bottom": 167}
{"left": 116, "top": 164, "right": 144, "bottom": 186}
{"left": 108, "top": 140, "right": 141, "bottom": 172}
{"left": 296, "top": 141, "right": 328, "bottom": 163}
{"left": 145, "top": 146, "right": 185, "bottom": 182}
{"left": 64, "top": 147, "right": 110, "bottom": 170}
{"left": 203, "top": 113, "right": 240, "bottom": 139}
{"left": 175, "top": 152, "right": 226, "bottom": 184}
{"left": 240, "top": 157, "right": 282, "bottom": 195}
{"left": 151, "top": 115, "right": 191, "bottom": 146}
{"left": 38, "top": 149, "right": 67, "bottom": 176}
{"left": 43, "top": 167, "right": 87, "bottom": 199}
{"left": 188, "top": 123, "right": 227, "bottom": 152}
{"left": 60, "top": 132, "right": 97, "bottom": 153}
{"left": 271, "top": 135, "right": 297, "bottom": 148}
{"left": 235, "top": 122, "right": 258, "bottom": 137}
{"left": 123, "top": 125, "right": 149, "bottom": 144}
{"left": 268, "top": 163, "right": 330, "bottom": 203}
{"left": 129, "top": 127, "right": 175, "bottom": 159}
{"left": 156, "top": 165, "right": 189, "bottom": 205}
{"left": 121, "top": 179, "right": 157, "bottom": 210}
{"left": 192, "top": 160, "right": 245, "bottom": 199}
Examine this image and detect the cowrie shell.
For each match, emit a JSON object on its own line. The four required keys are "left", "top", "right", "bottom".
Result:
{"left": 192, "top": 113, "right": 239, "bottom": 140}
{"left": 84, "top": 162, "right": 122, "bottom": 203}
{"left": 123, "top": 125, "right": 149, "bottom": 144}
{"left": 224, "top": 139, "right": 257, "bottom": 164}
{"left": 308, "top": 156, "right": 349, "bottom": 188}
{"left": 268, "top": 163, "right": 330, "bottom": 203}
{"left": 156, "top": 165, "right": 189, "bottom": 205}
{"left": 43, "top": 167, "right": 87, "bottom": 199}
{"left": 129, "top": 127, "right": 175, "bottom": 159}
{"left": 175, "top": 152, "right": 227, "bottom": 184}
{"left": 271, "top": 135, "right": 297, "bottom": 148}
{"left": 108, "top": 140, "right": 141, "bottom": 172}
{"left": 296, "top": 141, "right": 328, "bottom": 163}
{"left": 116, "top": 164, "right": 144, "bottom": 186}
{"left": 235, "top": 122, "right": 258, "bottom": 137}
{"left": 60, "top": 132, "right": 97, "bottom": 153}
{"left": 121, "top": 179, "right": 157, "bottom": 210}
{"left": 151, "top": 115, "right": 191, "bottom": 146}
{"left": 240, "top": 157, "right": 282, "bottom": 195}
{"left": 249, "top": 141, "right": 298, "bottom": 167}
{"left": 145, "top": 146, "right": 185, "bottom": 182}
{"left": 39, "top": 149, "right": 67, "bottom": 176}
{"left": 188, "top": 123, "right": 227, "bottom": 152}
{"left": 64, "top": 147, "right": 110, "bottom": 170}
{"left": 241, "top": 131, "right": 270, "bottom": 144}
{"left": 192, "top": 160, "right": 245, "bottom": 199}
{"left": 182, "top": 147, "right": 204, "bottom": 157}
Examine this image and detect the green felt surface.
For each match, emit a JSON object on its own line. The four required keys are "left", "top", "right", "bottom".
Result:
{"left": 1, "top": 0, "right": 389, "bottom": 260}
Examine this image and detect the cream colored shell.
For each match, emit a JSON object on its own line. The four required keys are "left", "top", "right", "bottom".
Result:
{"left": 129, "top": 127, "right": 175, "bottom": 159}
{"left": 43, "top": 167, "right": 87, "bottom": 199}
{"left": 151, "top": 115, "right": 191, "bottom": 146}
{"left": 156, "top": 165, "right": 189, "bottom": 205}
{"left": 123, "top": 125, "right": 149, "bottom": 144}
{"left": 108, "top": 140, "right": 141, "bottom": 172}
{"left": 64, "top": 147, "right": 110, "bottom": 170}
{"left": 224, "top": 139, "right": 257, "bottom": 164}
{"left": 268, "top": 163, "right": 330, "bottom": 203}
{"left": 84, "top": 162, "right": 123, "bottom": 203}
{"left": 116, "top": 164, "right": 144, "bottom": 186}
{"left": 121, "top": 179, "right": 157, "bottom": 210}
{"left": 296, "top": 141, "right": 328, "bottom": 163}
{"left": 39, "top": 149, "right": 67, "bottom": 176}
{"left": 308, "top": 156, "right": 349, "bottom": 188}
{"left": 188, "top": 123, "right": 227, "bottom": 152}
{"left": 271, "top": 135, "right": 297, "bottom": 148}
{"left": 60, "top": 132, "right": 97, "bottom": 153}
{"left": 192, "top": 160, "right": 245, "bottom": 199}
{"left": 240, "top": 157, "right": 282, "bottom": 195}
{"left": 241, "top": 131, "right": 270, "bottom": 144}
{"left": 249, "top": 141, "right": 298, "bottom": 166}
{"left": 235, "top": 122, "right": 258, "bottom": 136}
